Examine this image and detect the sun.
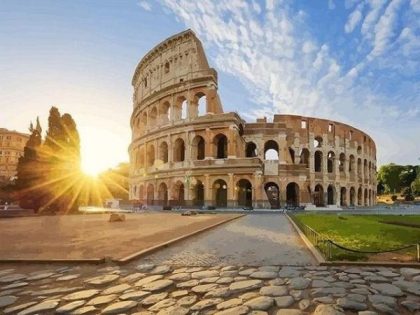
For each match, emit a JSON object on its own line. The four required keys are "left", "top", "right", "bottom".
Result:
{"left": 81, "top": 154, "right": 110, "bottom": 177}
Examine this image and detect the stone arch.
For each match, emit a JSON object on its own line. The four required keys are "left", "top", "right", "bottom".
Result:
{"left": 147, "top": 183, "right": 154, "bottom": 204}
{"left": 181, "top": 99, "right": 188, "bottom": 119}
{"left": 364, "top": 159, "right": 368, "bottom": 178}
{"left": 350, "top": 187, "right": 356, "bottom": 206}
{"left": 286, "top": 182, "right": 300, "bottom": 206}
{"left": 339, "top": 153, "right": 345, "bottom": 172}
{"left": 214, "top": 133, "right": 228, "bottom": 159}
{"left": 245, "top": 142, "right": 257, "bottom": 157}
{"left": 364, "top": 188, "right": 368, "bottom": 206}
{"left": 159, "top": 101, "right": 171, "bottom": 123}
{"left": 357, "top": 158, "right": 362, "bottom": 177}
{"left": 149, "top": 106, "right": 158, "bottom": 126}
{"left": 349, "top": 155, "right": 355, "bottom": 173}
{"left": 147, "top": 144, "right": 155, "bottom": 167}
{"left": 159, "top": 141, "right": 168, "bottom": 164}
{"left": 193, "top": 180, "right": 205, "bottom": 206}
{"left": 357, "top": 187, "right": 362, "bottom": 206}
{"left": 173, "top": 138, "right": 185, "bottom": 162}
{"left": 139, "top": 185, "right": 144, "bottom": 201}
{"left": 213, "top": 179, "right": 228, "bottom": 207}
{"left": 357, "top": 145, "right": 362, "bottom": 154}
{"left": 158, "top": 182, "right": 168, "bottom": 206}
{"left": 174, "top": 96, "right": 187, "bottom": 120}
{"left": 141, "top": 111, "right": 147, "bottom": 134}
{"left": 314, "top": 136, "right": 323, "bottom": 148}
{"left": 289, "top": 148, "right": 295, "bottom": 164}
{"left": 327, "top": 185, "right": 335, "bottom": 205}
{"left": 137, "top": 146, "right": 145, "bottom": 168}
{"left": 300, "top": 148, "right": 310, "bottom": 167}
{"left": 264, "top": 182, "right": 280, "bottom": 209}
{"left": 327, "top": 151, "right": 335, "bottom": 173}
{"left": 314, "top": 184, "right": 324, "bottom": 207}
{"left": 340, "top": 187, "right": 347, "bottom": 206}
{"left": 173, "top": 181, "right": 185, "bottom": 205}
{"left": 264, "top": 140, "right": 279, "bottom": 160}
{"left": 314, "top": 151, "right": 323, "bottom": 172}
{"left": 191, "top": 135, "right": 205, "bottom": 160}
{"left": 236, "top": 179, "right": 252, "bottom": 207}
{"left": 195, "top": 92, "right": 207, "bottom": 117}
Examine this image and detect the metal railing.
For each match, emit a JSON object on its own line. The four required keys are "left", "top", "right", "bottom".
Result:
{"left": 289, "top": 214, "right": 420, "bottom": 262}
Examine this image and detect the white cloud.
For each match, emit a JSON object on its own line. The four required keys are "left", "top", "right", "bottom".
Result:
{"left": 159, "top": 0, "right": 420, "bottom": 165}
{"left": 138, "top": 1, "right": 152, "bottom": 11}
{"left": 345, "top": 3, "right": 364, "bottom": 33}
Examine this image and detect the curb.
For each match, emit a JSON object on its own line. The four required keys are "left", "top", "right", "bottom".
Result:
{"left": 116, "top": 214, "right": 245, "bottom": 264}
{"left": 285, "top": 214, "right": 325, "bottom": 264}
{"left": 321, "top": 261, "right": 420, "bottom": 268}
{"left": 0, "top": 258, "right": 105, "bottom": 264}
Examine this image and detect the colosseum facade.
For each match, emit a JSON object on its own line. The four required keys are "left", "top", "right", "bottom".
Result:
{"left": 129, "top": 30, "right": 377, "bottom": 209}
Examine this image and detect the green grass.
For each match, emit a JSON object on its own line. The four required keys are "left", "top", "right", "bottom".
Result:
{"left": 293, "top": 214, "right": 420, "bottom": 261}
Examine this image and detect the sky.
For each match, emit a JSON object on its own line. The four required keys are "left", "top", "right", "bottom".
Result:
{"left": 0, "top": 0, "right": 419, "bottom": 174}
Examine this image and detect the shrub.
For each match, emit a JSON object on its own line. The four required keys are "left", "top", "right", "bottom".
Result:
{"left": 391, "top": 195, "right": 398, "bottom": 201}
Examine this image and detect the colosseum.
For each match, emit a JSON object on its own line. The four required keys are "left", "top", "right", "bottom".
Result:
{"left": 128, "top": 30, "right": 377, "bottom": 209}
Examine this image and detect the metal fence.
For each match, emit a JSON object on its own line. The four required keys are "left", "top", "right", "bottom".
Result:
{"left": 289, "top": 214, "right": 420, "bottom": 262}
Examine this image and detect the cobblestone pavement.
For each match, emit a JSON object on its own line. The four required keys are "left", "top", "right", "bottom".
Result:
{"left": 0, "top": 264, "right": 419, "bottom": 314}
{"left": 136, "top": 214, "right": 316, "bottom": 266}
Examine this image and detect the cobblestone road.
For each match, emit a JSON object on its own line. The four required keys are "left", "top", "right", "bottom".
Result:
{"left": 135, "top": 214, "right": 316, "bottom": 266}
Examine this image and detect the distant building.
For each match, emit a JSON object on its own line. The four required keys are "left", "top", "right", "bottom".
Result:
{"left": 0, "top": 128, "right": 30, "bottom": 184}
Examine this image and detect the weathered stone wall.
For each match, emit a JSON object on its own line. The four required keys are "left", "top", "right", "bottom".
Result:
{"left": 129, "top": 30, "right": 377, "bottom": 209}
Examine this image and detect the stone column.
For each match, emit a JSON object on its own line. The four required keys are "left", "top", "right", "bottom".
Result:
{"left": 204, "top": 174, "right": 211, "bottom": 206}
{"left": 205, "top": 128, "right": 213, "bottom": 158}
{"left": 228, "top": 173, "right": 234, "bottom": 207}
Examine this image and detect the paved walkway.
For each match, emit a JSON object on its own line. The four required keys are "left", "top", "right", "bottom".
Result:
{"left": 135, "top": 214, "right": 316, "bottom": 266}
{"left": 0, "top": 264, "right": 419, "bottom": 314}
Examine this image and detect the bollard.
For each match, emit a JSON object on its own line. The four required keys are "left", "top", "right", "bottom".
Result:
{"left": 417, "top": 244, "right": 419, "bottom": 262}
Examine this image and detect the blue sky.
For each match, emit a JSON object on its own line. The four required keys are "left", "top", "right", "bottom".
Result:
{"left": 0, "top": 0, "right": 419, "bottom": 173}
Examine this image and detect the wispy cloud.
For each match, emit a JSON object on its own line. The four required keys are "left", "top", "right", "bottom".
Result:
{"left": 138, "top": 1, "right": 152, "bottom": 11}
{"left": 159, "top": 0, "right": 420, "bottom": 165}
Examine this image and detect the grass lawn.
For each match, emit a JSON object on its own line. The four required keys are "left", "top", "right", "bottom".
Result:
{"left": 293, "top": 213, "right": 420, "bottom": 261}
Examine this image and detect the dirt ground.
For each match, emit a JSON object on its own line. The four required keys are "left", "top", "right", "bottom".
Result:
{"left": 0, "top": 212, "right": 241, "bottom": 261}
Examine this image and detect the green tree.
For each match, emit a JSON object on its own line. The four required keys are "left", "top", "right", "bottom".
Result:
{"left": 399, "top": 165, "right": 417, "bottom": 189}
{"left": 15, "top": 120, "right": 43, "bottom": 211}
{"left": 377, "top": 163, "right": 404, "bottom": 193}
{"left": 412, "top": 175, "right": 420, "bottom": 196}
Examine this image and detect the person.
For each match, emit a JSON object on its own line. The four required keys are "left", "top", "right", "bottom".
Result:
{"left": 4, "top": 202, "right": 8, "bottom": 210}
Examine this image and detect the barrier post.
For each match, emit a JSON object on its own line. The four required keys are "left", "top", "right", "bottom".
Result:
{"left": 328, "top": 241, "right": 332, "bottom": 260}
{"left": 417, "top": 244, "right": 419, "bottom": 262}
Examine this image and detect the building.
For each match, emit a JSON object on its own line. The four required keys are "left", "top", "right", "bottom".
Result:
{"left": 128, "top": 30, "right": 377, "bottom": 208}
{"left": 0, "top": 128, "right": 29, "bottom": 184}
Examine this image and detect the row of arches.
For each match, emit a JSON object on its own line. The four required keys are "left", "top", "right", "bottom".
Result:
{"left": 245, "top": 141, "right": 375, "bottom": 179}
{"left": 134, "top": 134, "right": 228, "bottom": 167}
{"left": 134, "top": 93, "right": 207, "bottom": 134}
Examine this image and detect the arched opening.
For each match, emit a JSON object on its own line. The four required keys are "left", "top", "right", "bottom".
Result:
{"left": 137, "top": 147, "right": 145, "bottom": 168}
{"left": 357, "top": 187, "right": 362, "bottom": 206}
{"left": 300, "top": 148, "right": 309, "bottom": 167}
{"left": 164, "top": 61, "right": 170, "bottom": 73}
{"left": 159, "top": 142, "right": 168, "bottom": 164}
{"left": 147, "top": 184, "right": 154, "bottom": 205}
{"left": 213, "top": 179, "right": 228, "bottom": 207}
{"left": 314, "top": 151, "right": 323, "bottom": 172}
{"left": 173, "top": 181, "right": 185, "bottom": 206}
{"left": 349, "top": 155, "right": 355, "bottom": 174}
{"left": 141, "top": 112, "right": 147, "bottom": 134}
{"left": 245, "top": 142, "right": 257, "bottom": 157}
{"left": 138, "top": 185, "right": 144, "bottom": 201}
{"left": 264, "top": 182, "right": 280, "bottom": 209}
{"left": 264, "top": 140, "right": 279, "bottom": 160}
{"left": 173, "top": 138, "right": 185, "bottom": 162}
{"left": 192, "top": 135, "right": 205, "bottom": 160}
{"left": 146, "top": 144, "right": 155, "bottom": 167}
{"left": 314, "top": 136, "right": 323, "bottom": 148}
{"left": 196, "top": 93, "right": 207, "bottom": 116}
{"left": 327, "top": 185, "right": 335, "bottom": 205}
{"left": 369, "top": 189, "right": 372, "bottom": 206}
{"left": 350, "top": 187, "right": 355, "bottom": 206}
{"left": 181, "top": 99, "right": 188, "bottom": 119}
{"left": 357, "top": 145, "right": 362, "bottom": 154}
{"left": 159, "top": 101, "right": 171, "bottom": 123}
{"left": 286, "top": 182, "right": 300, "bottom": 207}
{"left": 149, "top": 106, "right": 157, "bottom": 126}
{"left": 364, "top": 188, "right": 368, "bottom": 206}
{"left": 158, "top": 183, "right": 168, "bottom": 206}
{"left": 237, "top": 179, "right": 253, "bottom": 207}
{"left": 340, "top": 187, "right": 347, "bottom": 206}
{"left": 193, "top": 180, "right": 205, "bottom": 206}
{"left": 289, "top": 148, "right": 295, "bottom": 164}
{"left": 364, "top": 159, "right": 368, "bottom": 178}
{"left": 339, "top": 153, "right": 345, "bottom": 172}
{"left": 327, "top": 151, "right": 335, "bottom": 173}
{"left": 357, "top": 158, "right": 362, "bottom": 177}
{"left": 214, "top": 134, "right": 228, "bottom": 159}
{"left": 314, "top": 184, "right": 324, "bottom": 207}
